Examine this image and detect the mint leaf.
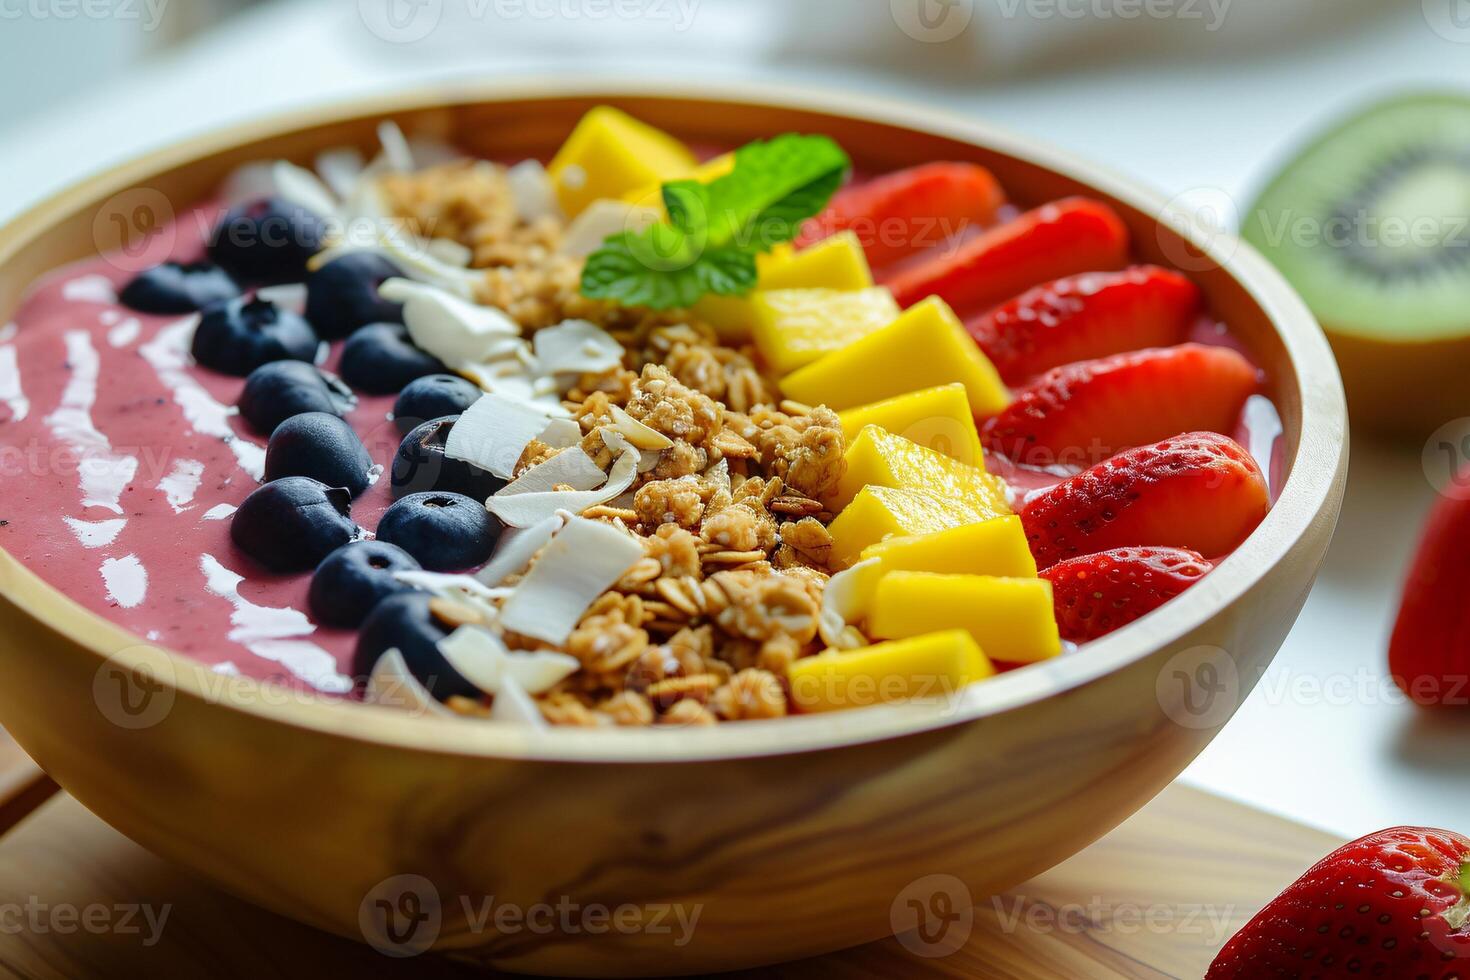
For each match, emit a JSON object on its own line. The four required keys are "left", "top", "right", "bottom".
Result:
{"left": 579, "top": 134, "right": 850, "bottom": 310}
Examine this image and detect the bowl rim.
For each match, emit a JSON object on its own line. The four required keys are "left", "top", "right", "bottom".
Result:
{"left": 0, "top": 76, "right": 1348, "bottom": 765}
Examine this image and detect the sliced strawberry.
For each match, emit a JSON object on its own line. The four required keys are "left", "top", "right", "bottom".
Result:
{"left": 1389, "top": 489, "right": 1470, "bottom": 707}
{"left": 967, "top": 265, "right": 1201, "bottom": 383}
{"left": 1207, "top": 826, "right": 1470, "bottom": 977}
{"left": 982, "top": 344, "right": 1260, "bottom": 469}
{"left": 796, "top": 162, "right": 1004, "bottom": 270}
{"left": 884, "top": 197, "right": 1130, "bottom": 314}
{"left": 1019, "top": 432, "right": 1268, "bottom": 569}
{"left": 1042, "top": 546, "right": 1214, "bottom": 642}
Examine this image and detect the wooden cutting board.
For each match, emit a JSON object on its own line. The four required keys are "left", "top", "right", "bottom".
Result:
{"left": 0, "top": 733, "right": 1336, "bottom": 980}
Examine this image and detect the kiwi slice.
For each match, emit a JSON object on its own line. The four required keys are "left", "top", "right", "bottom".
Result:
{"left": 1244, "top": 93, "right": 1470, "bottom": 342}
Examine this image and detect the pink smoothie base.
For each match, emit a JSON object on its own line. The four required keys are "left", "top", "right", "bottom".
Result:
{"left": 0, "top": 201, "right": 1286, "bottom": 696}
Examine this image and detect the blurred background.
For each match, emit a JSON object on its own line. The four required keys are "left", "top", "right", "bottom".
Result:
{"left": 2, "top": 0, "right": 1469, "bottom": 840}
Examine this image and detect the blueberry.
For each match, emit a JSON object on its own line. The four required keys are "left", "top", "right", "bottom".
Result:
{"left": 119, "top": 261, "right": 239, "bottom": 314}
{"left": 263, "top": 412, "right": 376, "bottom": 497}
{"left": 391, "top": 416, "right": 506, "bottom": 500}
{"left": 191, "top": 296, "right": 319, "bottom": 376}
{"left": 393, "top": 375, "right": 482, "bottom": 434}
{"left": 230, "top": 476, "right": 359, "bottom": 572}
{"left": 375, "top": 492, "right": 502, "bottom": 571}
{"left": 208, "top": 196, "right": 327, "bottom": 284}
{"left": 237, "top": 361, "right": 355, "bottom": 435}
{"left": 339, "top": 322, "right": 445, "bottom": 395}
{"left": 305, "top": 252, "right": 405, "bottom": 339}
{"left": 352, "top": 591, "right": 478, "bottom": 701}
{"left": 309, "top": 540, "right": 421, "bottom": 628}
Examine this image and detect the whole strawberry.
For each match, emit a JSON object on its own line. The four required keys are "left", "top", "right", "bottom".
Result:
{"left": 1389, "top": 491, "right": 1470, "bottom": 707}
{"left": 1042, "top": 546, "right": 1213, "bottom": 642}
{"left": 1207, "top": 827, "right": 1470, "bottom": 978}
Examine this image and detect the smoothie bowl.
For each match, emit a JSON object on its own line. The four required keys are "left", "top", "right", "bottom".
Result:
{"left": 0, "top": 82, "right": 1345, "bottom": 974}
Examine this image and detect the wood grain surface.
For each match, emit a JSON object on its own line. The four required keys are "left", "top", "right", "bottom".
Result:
{"left": 0, "top": 783, "right": 1336, "bottom": 979}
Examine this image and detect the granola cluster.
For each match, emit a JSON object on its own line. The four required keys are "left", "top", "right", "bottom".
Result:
{"left": 387, "top": 161, "right": 852, "bottom": 726}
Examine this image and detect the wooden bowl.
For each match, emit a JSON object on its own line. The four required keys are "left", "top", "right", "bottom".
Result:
{"left": 0, "top": 80, "right": 1347, "bottom": 976}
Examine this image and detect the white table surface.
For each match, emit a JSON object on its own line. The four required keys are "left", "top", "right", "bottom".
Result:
{"left": 3, "top": 0, "right": 1467, "bottom": 843}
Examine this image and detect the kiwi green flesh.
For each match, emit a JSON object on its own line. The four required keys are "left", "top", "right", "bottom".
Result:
{"left": 1244, "top": 93, "right": 1470, "bottom": 342}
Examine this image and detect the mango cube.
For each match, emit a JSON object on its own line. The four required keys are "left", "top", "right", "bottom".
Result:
{"left": 780, "top": 296, "right": 1010, "bottom": 414}
{"left": 622, "top": 152, "right": 737, "bottom": 210}
{"left": 788, "top": 630, "right": 995, "bottom": 713}
{"left": 694, "top": 234, "right": 873, "bottom": 343}
{"left": 828, "top": 485, "right": 1010, "bottom": 568}
{"left": 862, "top": 516, "right": 1038, "bottom": 579}
{"left": 838, "top": 384, "right": 983, "bottom": 468}
{"left": 752, "top": 287, "right": 900, "bottom": 375}
{"left": 548, "top": 107, "right": 697, "bottom": 218}
{"left": 869, "top": 573, "right": 1061, "bottom": 664}
{"left": 832, "top": 425, "right": 991, "bottom": 511}
{"left": 759, "top": 231, "right": 874, "bottom": 292}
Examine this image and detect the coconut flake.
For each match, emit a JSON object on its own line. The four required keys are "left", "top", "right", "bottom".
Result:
{"left": 540, "top": 417, "right": 582, "bottom": 449}
{"left": 377, "top": 121, "right": 415, "bottom": 172}
{"left": 255, "top": 282, "right": 307, "bottom": 310}
{"left": 533, "top": 319, "right": 624, "bottom": 378}
{"left": 366, "top": 648, "right": 455, "bottom": 718}
{"left": 382, "top": 278, "right": 521, "bottom": 365}
{"left": 487, "top": 446, "right": 640, "bottom": 528}
{"left": 506, "top": 160, "right": 561, "bottom": 223}
{"left": 489, "top": 676, "right": 547, "bottom": 727}
{"left": 445, "top": 391, "right": 557, "bottom": 481}
{"left": 438, "top": 626, "right": 579, "bottom": 696}
{"left": 424, "top": 238, "right": 474, "bottom": 268}
{"left": 499, "top": 447, "right": 608, "bottom": 496}
{"left": 608, "top": 403, "right": 674, "bottom": 450}
{"left": 498, "top": 518, "right": 643, "bottom": 644}
{"left": 272, "top": 161, "right": 340, "bottom": 219}
{"left": 475, "top": 513, "right": 566, "bottom": 585}
{"left": 819, "top": 558, "right": 880, "bottom": 650}
{"left": 316, "top": 147, "right": 366, "bottom": 199}
{"left": 560, "top": 200, "right": 661, "bottom": 258}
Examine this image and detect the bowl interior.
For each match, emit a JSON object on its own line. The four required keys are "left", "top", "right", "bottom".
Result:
{"left": 0, "top": 80, "right": 1346, "bottom": 764}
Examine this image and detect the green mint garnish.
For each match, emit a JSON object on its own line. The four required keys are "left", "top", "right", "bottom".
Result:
{"left": 579, "top": 134, "right": 851, "bottom": 310}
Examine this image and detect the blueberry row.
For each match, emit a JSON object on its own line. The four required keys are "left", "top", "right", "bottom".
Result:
{"left": 120, "top": 195, "right": 526, "bottom": 697}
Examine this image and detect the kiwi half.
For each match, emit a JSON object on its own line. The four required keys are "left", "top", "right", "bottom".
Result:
{"left": 1245, "top": 93, "right": 1470, "bottom": 437}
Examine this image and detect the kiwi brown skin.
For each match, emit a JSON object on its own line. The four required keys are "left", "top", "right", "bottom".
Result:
{"left": 1244, "top": 92, "right": 1470, "bottom": 441}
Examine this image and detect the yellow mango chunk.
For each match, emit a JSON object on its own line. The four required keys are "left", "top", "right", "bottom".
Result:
{"left": 694, "top": 235, "right": 875, "bottom": 343}
{"left": 870, "top": 573, "right": 1061, "bottom": 664}
{"left": 838, "top": 384, "right": 983, "bottom": 468}
{"left": 752, "top": 287, "right": 900, "bottom": 375}
{"left": 759, "top": 231, "right": 874, "bottom": 292}
{"left": 548, "top": 107, "right": 697, "bottom": 218}
{"left": 622, "top": 152, "right": 737, "bottom": 209}
{"left": 781, "top": 296, "right": 1010, "bottom": 414}
{"left": 832, "top": 425, "right": 991, "bottom": 511}
{"left": 788, "top": 630, "right": 995, "bottom": 713}
{"left": 863, "top": 516, "right": 1038, "bottom": 579}
{"left": 828, "top": 485, "right": 1010, "bottom": 568}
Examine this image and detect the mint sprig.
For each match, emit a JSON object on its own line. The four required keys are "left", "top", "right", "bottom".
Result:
{"left": 579, "top": 134, "right": 851, "bottom": 310}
